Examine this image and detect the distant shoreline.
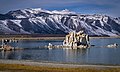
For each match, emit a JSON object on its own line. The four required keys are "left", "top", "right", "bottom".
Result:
{"left": 0, "top": 35, "right": 120, "bottom": 40}
{"left": 0, "top": 37, "right": 65, "bottom": 40}
{"left": 90, "top": 36, "right": 120, "bottom": 39}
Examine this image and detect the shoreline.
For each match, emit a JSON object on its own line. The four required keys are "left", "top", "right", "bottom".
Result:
{"left": 0, "top": 59, "right": 120, "bottom": 72}
{"left": 0, "top": 37, "right": 65, "bottom": 40}
{"left": 0, "top": 36, "right": 120, "bottom": 40}
{"left": 0, "top": 59, "right": 120, "bottom": 68}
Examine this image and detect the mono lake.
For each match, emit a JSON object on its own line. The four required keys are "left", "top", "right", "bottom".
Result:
{"left": 0, "top": 38, "right": 120, "bottom": 65}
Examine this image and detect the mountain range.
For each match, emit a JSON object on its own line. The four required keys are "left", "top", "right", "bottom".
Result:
{"left": 0, "top": 8, "right": 120, "bottom": 36}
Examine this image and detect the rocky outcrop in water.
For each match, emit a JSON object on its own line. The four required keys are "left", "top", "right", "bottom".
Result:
{"left": 63, "top": 31, "right": 89, "bottom": 48}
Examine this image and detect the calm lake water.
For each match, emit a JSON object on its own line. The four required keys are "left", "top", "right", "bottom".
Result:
{"left": 0, "top": 38, "right": 120, "bottom": 65}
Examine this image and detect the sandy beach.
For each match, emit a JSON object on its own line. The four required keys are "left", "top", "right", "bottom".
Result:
{"left": 0, "top": 59, "right": 120, "bottom": 68}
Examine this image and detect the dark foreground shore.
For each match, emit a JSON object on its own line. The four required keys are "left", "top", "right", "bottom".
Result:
{"left": 0, "top": 59, "right": 120, "bottom": 72}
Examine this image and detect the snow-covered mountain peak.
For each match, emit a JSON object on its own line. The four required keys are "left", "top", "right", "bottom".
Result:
{"left": 9, "top": 8, "right": 76, "bottom": 14}
{"left": 6, "top": 8, "right": 76, "bottom": 18}
{"left": 23, "top": 8, "right": 51, "bottom": 14}
{"left": 51, "top": 9, "right": 76, "bottom": 14}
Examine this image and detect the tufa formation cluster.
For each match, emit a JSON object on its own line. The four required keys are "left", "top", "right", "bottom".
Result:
{"left": 63, "top": 31, "right": 90, "bottom": 49}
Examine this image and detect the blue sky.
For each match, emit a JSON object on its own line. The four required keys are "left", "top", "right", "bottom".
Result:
{"left": 0, "top": 0, "right": 120, "bottom": 17}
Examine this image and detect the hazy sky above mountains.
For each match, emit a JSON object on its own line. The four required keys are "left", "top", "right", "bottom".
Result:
{"left": 0, "top": 0, "right": 120, "bottom": 17}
